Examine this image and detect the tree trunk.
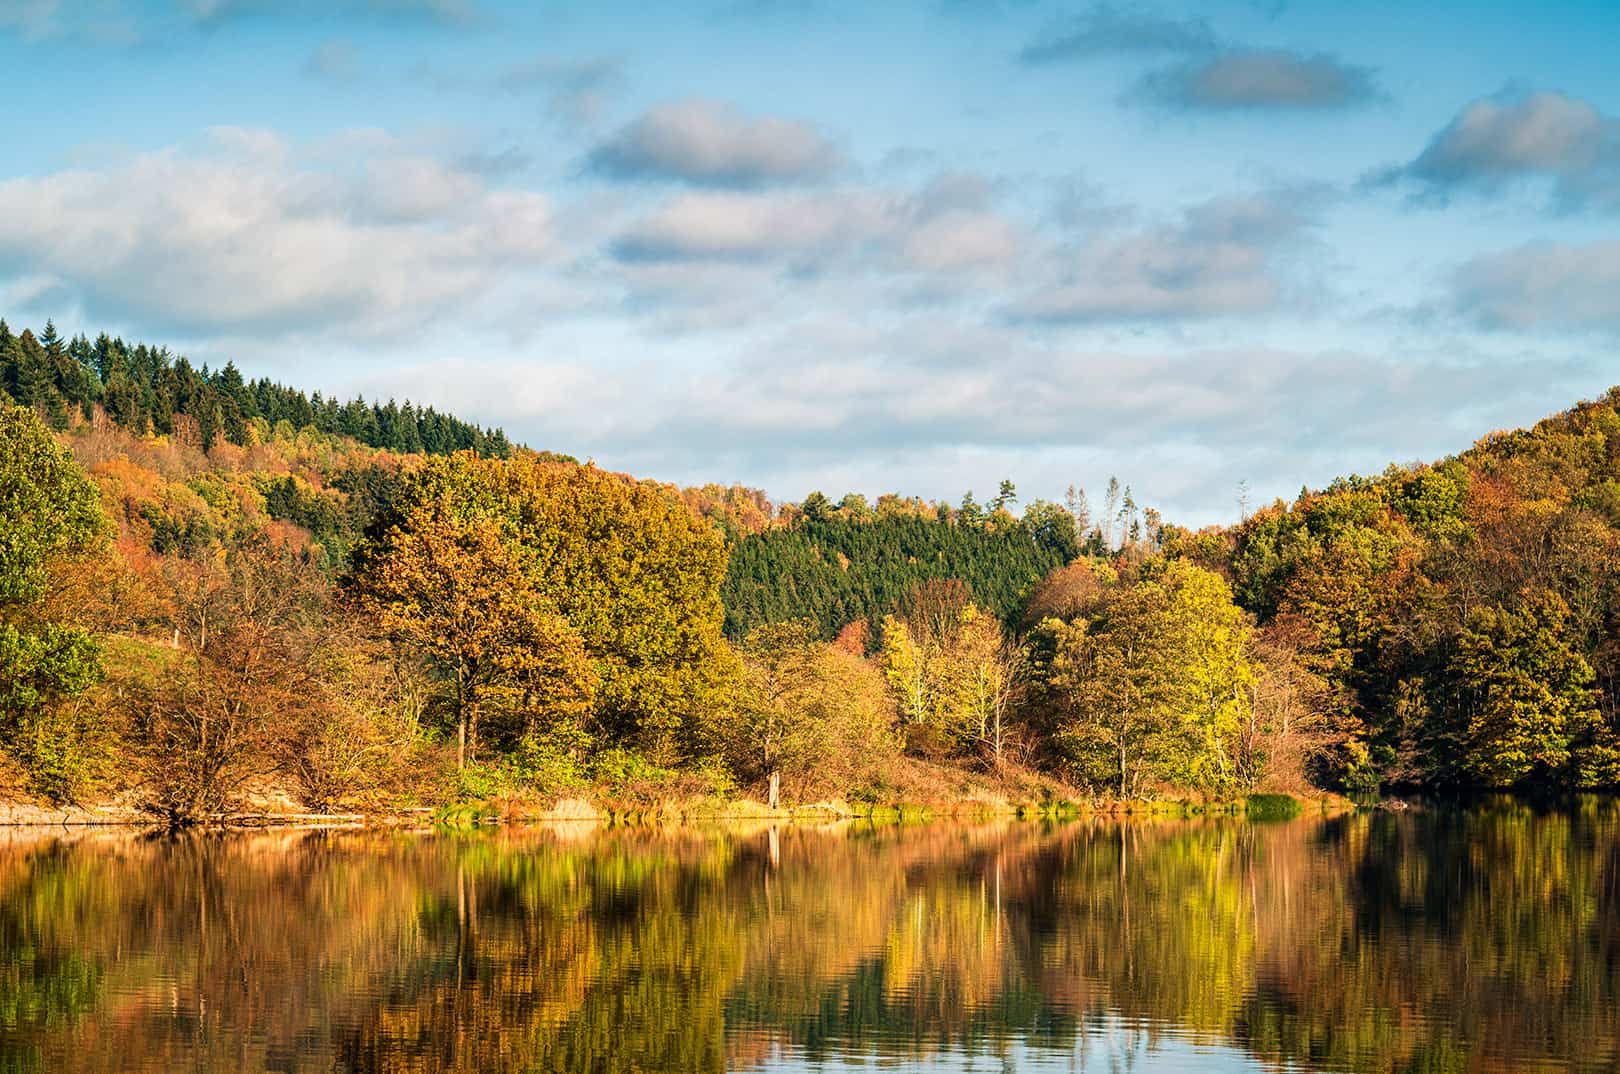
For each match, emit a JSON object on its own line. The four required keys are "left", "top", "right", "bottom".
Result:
{"left": 457, "top": 713, "right": 467, "bottom": 771}
{"left": 767, "top": 769, "right": 781, "bottom": 810}
{"left": 991, "top": 703, "right": 1003, "bottom": 770}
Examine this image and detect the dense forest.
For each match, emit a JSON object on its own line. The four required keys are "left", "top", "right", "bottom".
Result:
{"left": 722, "top": 498, "right": 1075, "bottom": 638}
{"left": 1167, "top": 392, "right": 1620, "bottom": 792}
{"left": 0, "top": 319, "right": 510, "bottom": 458}
{"left": 721, "top": 480, "right": 1151, "bottom": 638}
{"left": 2, "top": 317, "right": 1618, "bottom": 819}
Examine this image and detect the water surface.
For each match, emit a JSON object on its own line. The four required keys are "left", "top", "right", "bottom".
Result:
{"left": 1, "top": 801, "right": 1616, "bottom": 1073}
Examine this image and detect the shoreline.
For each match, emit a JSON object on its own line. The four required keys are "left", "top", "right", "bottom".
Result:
{"left": 0, "top": 790, "right": 1353, "bottom": 829}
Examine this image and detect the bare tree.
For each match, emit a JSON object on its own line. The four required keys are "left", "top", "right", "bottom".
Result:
{"left": 138, "top": 535, "right": 330, "bottom": 824}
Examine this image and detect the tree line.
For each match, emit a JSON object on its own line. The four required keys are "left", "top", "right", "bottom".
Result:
{"left": 0, "top": 319, "right": 510, "bottom": 457}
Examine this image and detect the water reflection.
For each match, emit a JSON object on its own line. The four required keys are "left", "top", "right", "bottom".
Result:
{"left": 0, "top": 801, "right": 1616, "bottom": 1073}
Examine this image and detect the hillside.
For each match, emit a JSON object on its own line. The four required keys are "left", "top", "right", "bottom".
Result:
{"left": 1174, "top": 386, "right": 1620, "bottom": 790}
{"left": 722, "top": 504, "right": 1080, "bottom": 639}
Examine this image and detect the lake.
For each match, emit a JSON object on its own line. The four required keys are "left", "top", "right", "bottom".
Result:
{"left": 0, "top": 801, "right": 1616, "bottom": 1073}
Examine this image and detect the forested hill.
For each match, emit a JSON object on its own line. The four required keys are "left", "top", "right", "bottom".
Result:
{"left": 0, "top": 318, "right": 510, "bottom": 457}
{"left": 722, "top": 495, "right": 1085, "bottom": 639}
{"left": 1176, "top": 385, "right": 1620, "bottom": 790}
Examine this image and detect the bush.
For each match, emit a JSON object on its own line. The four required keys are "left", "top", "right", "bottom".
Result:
{"left": 507, "top": 730, "right": 589, "bottom": 796}
{"left": 590, "top": 747, "right": 677, "bottom": 806}
{"left": 454, "top": 762, "right": 508, "bottom": 802}
{"left": 0, "top": 624, "right": 105, "bottom": 802}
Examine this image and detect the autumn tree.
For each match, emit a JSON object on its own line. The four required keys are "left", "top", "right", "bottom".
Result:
{"left": 1033, "top": 561, "right": 1258, "bottom": 796}
{"left": 346, "top": 494, "right": 594, "bottom": 771}
{"left": 1160, "top": 561, "right": 1257, "bottom": 792}
{"left": 1019, "top": 559, "right": 1111, "bottom": 628}
{"left": 879, "top": 614, "right": 931, "bottom": 726}
{"left": 880, "top": 580, "right": 972, "bottom": 754}
{"left": 284, "top": 631, "right": 435, "bottom": 810}
{"left": 935, "top": 606, "right": 1024, "bottom": 768}
{"left": 348, "top": 452, "right": 735, "bottom": 765}
{"left": 137, "top": 535, "right": 332, "bottom": 823}
{"left": 881, "top": 591, "right": 1025, "bottom": 765}
{"left": 730, "top": 621, "right": 897, "bottom": 805}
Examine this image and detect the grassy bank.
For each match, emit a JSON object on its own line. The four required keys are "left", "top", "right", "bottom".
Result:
{"left": 0, "top": 777, "right": 1347, "bottom": 829}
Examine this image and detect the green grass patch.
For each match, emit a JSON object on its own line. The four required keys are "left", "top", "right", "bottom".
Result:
{"left": 1245, "top": 793, "right": 1302, "bottom": 821}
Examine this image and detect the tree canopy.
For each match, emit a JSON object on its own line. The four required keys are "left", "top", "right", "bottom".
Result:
{"left": 347, "top": 453, "right": 738, "bottom": 764}
{"left": 0, "top": 406, "right": 109, "bottom": 798}
{"left": 1, "top": 318, "right": 510, "bottom": 456}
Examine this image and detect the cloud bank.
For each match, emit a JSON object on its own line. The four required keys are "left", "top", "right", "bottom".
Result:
{"left": 0, "top": 128, "right": 553, "bottom": 337}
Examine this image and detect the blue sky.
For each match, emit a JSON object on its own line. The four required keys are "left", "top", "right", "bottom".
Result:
{"left": 2, "top": 0, "right": 1619, "bottom": 524}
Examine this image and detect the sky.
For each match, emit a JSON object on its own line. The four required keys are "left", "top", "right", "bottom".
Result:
{"left": 2, "top": 0, "right": 1619, "bottom": 525}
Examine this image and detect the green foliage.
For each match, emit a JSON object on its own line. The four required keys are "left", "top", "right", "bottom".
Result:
{"left": 260, "top": 474, "right": 347, "bottom": 562}
{"left": 0, "top": 319, "right": 509, "bottom": 456}
{"left": 0, "top": 406, "right": 106, "bottom": 608}
{"left": 0, "top": 406, "right": 109, "bottom": 801}
{"left": 1207, "top": 386, "right": 1620, "bottom": 793}
{"left": 453, "top": 761, "right": 509, "bottom": 803}
{"left": 1446, "top": 594, "right": 1604, "bottom": 787}
{"left": 349, "top": 452, "right": 739, "bottom": 765}
{"left": 1035, "top": 561, "right": 1259, "bottom": 796}
{"left": 506, "top": 728, "right": 591, "bottom": 796}
{"left": 588, "top": 746, "right": 680, "bottom": 806}
{"left": 0, "top": 625, "right": 103, "bottom": 801}
{"left": 723, "top": 504, "right": 1076, "bottom": 639}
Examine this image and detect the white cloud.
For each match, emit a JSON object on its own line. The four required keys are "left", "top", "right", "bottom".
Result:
{"left": 612, "top": 190, "right": 885, "bottom": 262}
{"left": 901, "top": 210, "right": 1020, "bottom": 272}
{"left": 0, "top": 129, "right": 554, "bottom": 338}
{"left": 610, "top": 172, "right": 1024, "bottom": 267}
{"left": 362, "top": 322, "right": 1602, "bottom": 525}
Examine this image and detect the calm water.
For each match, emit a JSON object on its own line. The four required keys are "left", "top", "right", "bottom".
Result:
{"left": 1, "top": 802, "right": 1617, "bottom": 1073}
